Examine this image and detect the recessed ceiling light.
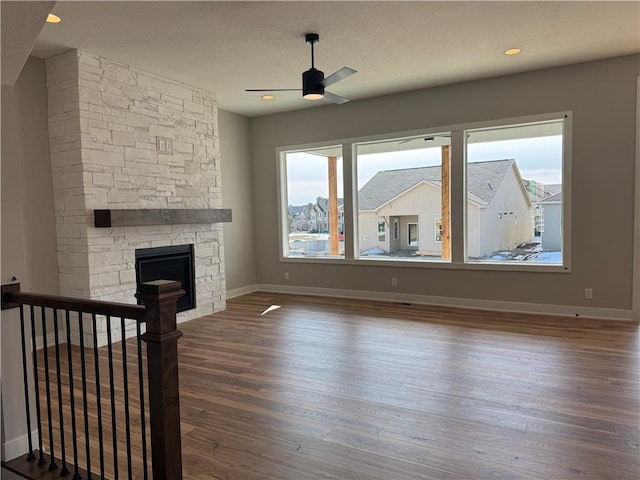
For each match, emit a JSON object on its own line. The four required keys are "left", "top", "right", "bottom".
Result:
{"left": 504, "top": 48, "right": 522, "bottom": 56}
{"left": 46, "top": 13, "right": 61, "bottom": 23}
{"left": 261, "top": 95, "right": 275, "bottom": 100}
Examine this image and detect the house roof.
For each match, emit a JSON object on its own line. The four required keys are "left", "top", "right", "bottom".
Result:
{"left": 540, "top": 192, "right": 563, "bottom": 203}
{"left": 358, "top": 159, "right": 516, "bottom": 211}
{"left": 288, "top": 205, "right": 304, "bottom": 216}
{"left": 545, "top": 184, "right": 562, "bottom": 196}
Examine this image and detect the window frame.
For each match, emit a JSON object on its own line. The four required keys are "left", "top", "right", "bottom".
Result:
{"left": 435, "top": 218, "right": 443, "bottom": 243}
{"left": 377, "top": 218, "right": 386, "bottom": 242}
{"left": 407, "top": 223, "right": 419, "bottom": 247}
{"left": 277, "top": 111, "right": 571, "bottom": 273}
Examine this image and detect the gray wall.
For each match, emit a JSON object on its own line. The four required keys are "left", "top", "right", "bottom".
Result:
{"left": 250, "top": 55, "right": 639, "bottom": 311}
{"left": 1, "top": 82, "right": 30, "bottom": 459}
{"left": 1, "top": 56, "right": 58, "bottom": 458}
{"left": 219, "top": 109, "right": 257, "bottom": 293}
{"left": 14, "top": 57, "right": 59, "bottom": 295}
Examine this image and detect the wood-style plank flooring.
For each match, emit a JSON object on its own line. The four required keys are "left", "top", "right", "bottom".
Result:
{"left": 8, "top": 292, "right": 640, "bottom": 479}
{"left": 177, "top": 293, "right": 639, "bottom": 479}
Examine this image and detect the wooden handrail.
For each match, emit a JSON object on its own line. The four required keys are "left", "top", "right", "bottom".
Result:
{"left": 1, "top": 283, "right": 146, "bottom": 321}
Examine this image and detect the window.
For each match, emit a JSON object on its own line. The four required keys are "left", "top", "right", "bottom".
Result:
{"left": 279, "top": 112, "right": 569, "bottom": 270}
{"left": 281, "top": 146, "right": 344, "bottom": 258}
{"left": 355, "top": 134, "right": 450, "bottom": 261}
{"left": 377, "top": 219, "right": 386, "bottom": 241}
{"left": 435, "top": 218, "right": 443, "bottom": 243}
{"left": 408, "top": 223, "right": 419, "bottom": 246}
{"left": 466, "top": 119, "right": 565, "bottom": 265}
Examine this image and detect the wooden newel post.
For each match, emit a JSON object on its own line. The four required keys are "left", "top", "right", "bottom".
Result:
{"left": 137, "top": 280, "right": 185, "bottom": 480}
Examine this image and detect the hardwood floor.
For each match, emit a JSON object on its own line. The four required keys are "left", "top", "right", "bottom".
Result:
{"left": 176, "top": 293, "right": 639, "bottom": 479}
{"left": 8, "top": 292, "right": 640, "bottom": 479}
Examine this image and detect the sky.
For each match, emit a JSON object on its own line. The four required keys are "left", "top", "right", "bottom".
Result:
{"left": 286, "top": 135, "right": 563, "bottom": 206}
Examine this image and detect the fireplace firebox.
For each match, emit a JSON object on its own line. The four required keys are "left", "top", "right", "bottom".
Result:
{"left": 135, "top": 244, "right": 195, "bottom": 312}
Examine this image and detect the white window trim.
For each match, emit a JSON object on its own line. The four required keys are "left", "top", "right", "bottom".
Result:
{"left": 277, "top": 112, "right": 572, "bottom": 273}
{"left": 407, "top": 222, "right": 419, "bottom": 246}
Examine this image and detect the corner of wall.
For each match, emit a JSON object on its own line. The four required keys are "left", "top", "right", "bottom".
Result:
{"left": 633, "top": 76, "right": 640, "bottom": 323}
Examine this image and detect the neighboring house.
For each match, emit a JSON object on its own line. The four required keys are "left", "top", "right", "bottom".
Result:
{"left": 539, "top": 192, "right": 563, "bottom": 251}
{"left": 289, "top": 197, "right": 344, "bottom": 233}
{"left": 358, "top": 159, "right": 533, "bottom": 258}
{"left": 523, "top": 180, "right": 562, "bottom": 236}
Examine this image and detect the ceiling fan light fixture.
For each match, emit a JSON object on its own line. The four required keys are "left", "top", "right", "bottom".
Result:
{"left": 302, "top": 68, "right": 325, "bottom": 100}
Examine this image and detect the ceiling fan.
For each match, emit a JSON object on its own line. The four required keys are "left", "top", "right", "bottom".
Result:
{"left": 246, "top": 33, "right": 356, "bottom": 104}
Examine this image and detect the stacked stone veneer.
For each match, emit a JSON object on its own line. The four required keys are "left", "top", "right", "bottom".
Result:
{"left": 46, "top": 50, "right": 225, "bottom": 344}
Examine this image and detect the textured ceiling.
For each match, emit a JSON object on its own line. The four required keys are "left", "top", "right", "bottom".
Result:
{"left": 24, "top": 1, "right": 640, "bottom": 117}
{"left": 1, "top": 0, "right": 55, "bottom": 86}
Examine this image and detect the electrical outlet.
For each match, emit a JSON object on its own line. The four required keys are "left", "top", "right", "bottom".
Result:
{"left": 156, "top": 136, "right": 173, "bottom": 153}
{"left": 391, "top": 277, "right": 398, "bottom": 287}
{"left": 584, "top": 288, "right": 593, "bottom": 300}
{"left": 284, "top": 272, "right": 289, "bottom": 281}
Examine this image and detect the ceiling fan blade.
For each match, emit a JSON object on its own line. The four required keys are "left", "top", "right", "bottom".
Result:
{"left": 399, "top": 134, "right": 452, "bottom": 144}
{"left": 245, "top": 88, "right": 302, "bottom": 92}
{"left": 323, "top": 91, "right": 349, "bottom": 105}
{"left": 323, "top": 67, "right": 357, "bottom": 87}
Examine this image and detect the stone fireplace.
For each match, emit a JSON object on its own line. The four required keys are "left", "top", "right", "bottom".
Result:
{"left": 46, "top": 50, "right": 226, "bottom": 344}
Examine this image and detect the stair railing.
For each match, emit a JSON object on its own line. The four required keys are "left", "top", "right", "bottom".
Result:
{"left": 1, "top": 280, "right": 184, "bottom": 480}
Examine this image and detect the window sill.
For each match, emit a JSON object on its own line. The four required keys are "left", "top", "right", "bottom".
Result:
{"left": 280, "top": 255, "right": 570, "bottom": 273}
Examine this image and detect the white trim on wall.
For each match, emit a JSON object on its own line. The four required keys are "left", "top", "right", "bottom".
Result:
{"left": 255, "top": 284, "right": 633, "bottom": 322}
{"left": 633, "top": 76, "right": 640, "bottom": 323}
{"left": 226, "top": 285, "right": 258, "bottom": 299}
{"left": 2, "top": 430, "right": 39, "bottom": 461}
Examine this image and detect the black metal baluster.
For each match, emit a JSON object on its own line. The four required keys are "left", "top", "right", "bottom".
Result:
{"left": 29, "top": 306, "right": 46, "bottom": 466}
{"left": 19, "top": 305, "right": 35, "bottom": 461}
{"left": 66, "top": 311, "right": 83, "bottom": 480}
{"left": 136, "top": 322, "right": 148, "bottom": 480}
{"left": 79, "top": 315, "right": 92, "bottom": 479}
{"left": 106, "top": 316, "right": 119, "bottom": 479}
{"left": 53, "top": 309, "right": 70, "bottom": 476}
{"left": 41, "top": 307, "right": 58, "bottom": 471}
{"left": 121, "top": 318, "right": 133, "bottom": 479}
{"left": 92, "top": 314, "right": 105, "bottom": 479}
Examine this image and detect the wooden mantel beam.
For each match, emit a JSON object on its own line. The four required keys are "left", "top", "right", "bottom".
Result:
{"left": 94, "top": 209, "right": 232, "bottom": 228}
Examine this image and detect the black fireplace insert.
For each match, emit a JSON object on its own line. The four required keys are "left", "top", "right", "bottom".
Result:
{"left": 135, "top": 244, "right": 195, "bottom": 312}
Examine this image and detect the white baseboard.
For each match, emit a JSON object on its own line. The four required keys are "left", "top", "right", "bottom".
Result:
{"left": 34, "top": 331, "right": 61, "bottom": 350}
{"left": 255, "top": 284, "right": 633, "bottom": 321}
{"left": 2, "top": 429, "right": 38, "bottom": 462}
{"left": 226, "top": 285, "right": 258, "bottom": 299}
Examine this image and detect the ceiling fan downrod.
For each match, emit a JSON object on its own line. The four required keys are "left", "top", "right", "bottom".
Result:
{"left": 305, "top": 33, "right": 319, "bottom": 70}
{"left": 303, "top": 33, "right": 324, "bottom": 99}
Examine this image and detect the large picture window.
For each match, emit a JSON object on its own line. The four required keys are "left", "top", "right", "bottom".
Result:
{"left": 279, "top": 113, "right": 569, "bottom": 271}
{"left": 465, "top": 119, "right": 564, "bottom": 265}
{"left": 281, "top": 146, "right": 344, "bottom": 258}
{"left": 355, "top": 134, "right": 451, "bottom": 261}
